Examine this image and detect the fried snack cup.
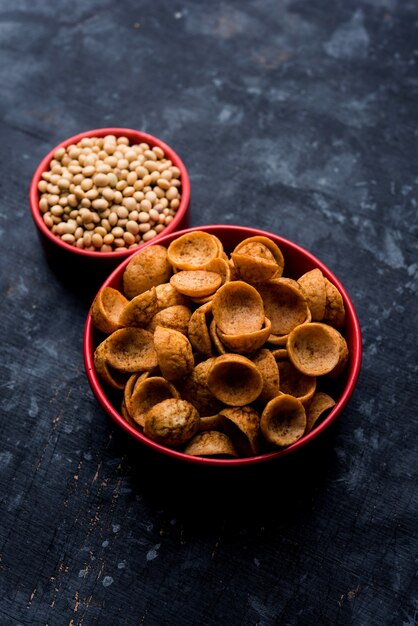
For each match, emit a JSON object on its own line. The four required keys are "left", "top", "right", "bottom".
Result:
{"left": 261, "top": 394, "right": 307, "bottom": 447}
{"left": 257, "top": 279, "right": 309, "bottom": 336}
{"left": 90, "top": 286, "right": 128, "bottom": 334}
{"left": 217, "top": 406, "right": 261, "bottom": 456}
{"left": 207, "top": 354, "right": 263, "bottom": 406}
{"left": 297, "top": 268, "right": 327, "bottom": 321}
{"left": 148, "top": 304, "right": 192, "bottom": 335}
{"left": 153, "top": 325, "right": 194, "bottom": 381}
{"left": 191, "top": 257, "right": 231, "bottom": 304}
{"left": 277, "top": 360, "right": 316, "bottom": 407}
{"left": 209, "top": 319, "right": 227, "bottom": 355}
{"left": 305, "top": 392, "right": 336, "bottom": 434}
{"left": 123, "top": 372, "right": 149, "bottom": 419}
{"left": 128, "top": 376, "right": 180, "bottom": 428}
{"left": 123, "top": 245, "right": 172, "bottom": 299}
{"left": 323, "top": 278, "right": 346, "bottom": 329}
{"left": 287, "top": 323, "right": 347, "bottom": 377}
{"left": 212, "top": 281, "right": 264, "bottom": 335}
{"left": 93, "top": 342, "right": 129, "bottom": 390}
{"left": 118, "top": 287, "right": 158, "bottom": 327}
{"left": 144, "top": 398, "right": 200, "bottom": 447}
{"left": 183, "top": 431, "right": 239, "bottom": 458}
{"left": 217, "top": 316, "right": 272, "bottom": 355}
{"left": 232, "top": 236, "right": 284, "bottom": 283}
{"left": 103, "top": 327, "right": 158, "bottom": 374}
{"left": 188, "top": 301, "right": 213, "bottom": 358}
{"left": 167, "top": 231, "right": 220, "bottom": 270}
{"left": 170, "top": 270, "right": 222, "bottom": 298}
{"left": 252, "top": 348, "right": 281, "bottom": 404}
{"left": 180, "top": 358, "right": 223, "bottom": 416}
{"left": 155, "top": 283, "right": 189, "bottom": 310}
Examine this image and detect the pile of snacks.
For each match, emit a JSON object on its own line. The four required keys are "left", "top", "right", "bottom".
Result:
{"left": 91, "top": 231, "right": 348, "bottom": 458}
{"left": 38, "top": 135, "right": 181, "bottom": 251}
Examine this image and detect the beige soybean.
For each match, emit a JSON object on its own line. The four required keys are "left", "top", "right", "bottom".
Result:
{"left": 38, "top": 135, "right": 182, "bottom": 251}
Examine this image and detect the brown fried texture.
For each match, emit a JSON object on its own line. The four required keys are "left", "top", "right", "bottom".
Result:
{"left": 287, "top": 323, "right": 342, "bottom": 377}
{"left": 261, "top": 394, "right": 306, "bottom": 447}
{"left": 170, "top": 270, "right": 222, "bottom": 298}
{"left": 104, "top": 327, "right": 158, "bottom": 373}
{"left": 252, "top": 348, "right": 281, "bottom": 404}
{"left": 148, "top": 304, "right": 192, "bottom": 335}
{"left": 183, "top": 431, "right": 239, "bottom": 458}
{"left": 153, "top": 326, "right": 194, "bottom": 381}
{"left": 305, "top": 392, "right": 336, "bottom": 433}
{"left": 207, "top": 354, "right": 263, "bottom": 406}
{"left": 144, "top": 398, "right": 200, "bottom": 447}
{"left": 123, "top": 245, "right": 172, "bottom": 299}
{"left": 277, "top": 360, "right": 316, "bottom": 407}
{"left": 129, "top": 376, "right": 180, "bottom": 428}
{"left": 90, "top": 287, "right": 128, "bottom": 334}
{"left": 297, "top": 269, "right": 327, "bottom": 321}
{"left": 257, "top": 279, "right": 309, "bottom": 336}
{"left": 218, "top": 406, "right": 261, "bottom": 456}
{"left": 212, "top": 281, "right": 264, "bottom": 335}
{"left": 167, "top": 231, "right": 220, "bottom": 270}
{"left": 118, "top": 287, "right": 158, "bottom": 327}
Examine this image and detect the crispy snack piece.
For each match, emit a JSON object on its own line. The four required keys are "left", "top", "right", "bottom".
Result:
{"left": 191, "top": 257, "right": 231, "bottom": 304}
{"left": 207, "top": 354, "right": 263, "bottom": 406}
{"left": 323, "top": 278, "right": 346, "bottom": 329}
{"left": 167, "top": 231, "right": 220, "bottom": 270}
{"left": 232, "top": 236, "right": 284, "bottom": 282}
{"left": 124, "top": 372, "right": 148, "bottom": 418}
{"left": 261, "top": 394, "right": 306, "bottom": 447}
{"left": 188, "top": 301, "right": 213, "bottom": 358}
{"left": 231, "top": 242, "right": 279, "bottom": 283}
{"left": 297, "top": 269, "right": 327, "bottom": 321}
{"left": 257, "top": 279, "right": 309, "bottom": 336}
{"left": 305, "top": 392, "right": 336, "bottom": 433}
{"left": 90, "top": 287, "right": 128, "bottom": 334}
{"left": 252, "top": 348, "right": 281, "bottom": 404}
{"left": 129, "top": 376, "right": 180, "bottom": 428}
{"left": 118, "top": 287, "right": 158, "bottom": 327}
{"left": 271, "top": 348, "right": 288, "bottom": 360}
{"left": 287, "top": 323, "right": 345, "bottom": 377}
{"left": 277, "top": 360, "right": 316, "bottom": 407}
{"left": 199, "top": 414, "right": 227, "bottom": 431}
{"left": 183, "top": 431, "right": 239, "bottom": 458}
{"left": 93, "top": 342, "right": 129, "bottom": 389}
{"left": 218, "top": 406, "right": 261, "bottom": 456}
{"left": 153, "top": 326, "right": 194, "bottom": 381}
{"left": 212, "top": 281, "right": 264, "bottom": 335}
{"left": 148, "top": 304, "right": 192, "bottom": 335}
{"left": 121, "top": 397, "right": 140, "bottom": 429}
{"left": 155, "top": 283, "right": 189, "bottom": 310}
{"left": 104, "top": 327, "right": 158, "bottom": 373}
{"left": 209, "top": 319, "right": 227, "bottom": 355}
{"left": 123, "top": 245, "right": 172, "bottom": 299}
{"left": 144, "top": 398, "right": 200, "bottom": 447}
{"left": 180, "top": 358, "right": 224, "bottom": 416}
{"left": 217, "top": 317, "right": 272, "bottom": 355}
{"left": 170, "top": 270, "right": 222, "bottom": 298}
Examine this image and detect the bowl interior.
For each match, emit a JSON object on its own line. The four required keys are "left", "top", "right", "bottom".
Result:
{"left": 84, "top": 225, "right": 362, "bottom": 466}
{"left": 29, "top": 127, "right": 190, "bottom": 262}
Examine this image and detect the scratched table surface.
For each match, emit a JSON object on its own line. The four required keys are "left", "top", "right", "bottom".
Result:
{"left": 1, "top": 0, "right": 417, "bottom": 624}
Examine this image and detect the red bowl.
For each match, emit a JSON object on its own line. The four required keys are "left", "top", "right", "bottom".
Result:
{"left": 29, "top": 128, "right": 190, "bottom": 275}
{"left": 84, "top": 225, "right": 362, "bottom": 466}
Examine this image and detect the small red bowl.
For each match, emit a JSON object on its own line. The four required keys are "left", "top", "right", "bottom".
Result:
{"left": 29, "top": 128, "right": 190, "bottom": 275}
{"left": 84, "top": 225, "right": 362, "bottom": 466}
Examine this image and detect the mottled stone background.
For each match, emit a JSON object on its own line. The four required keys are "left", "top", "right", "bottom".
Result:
{"left": 0, "top": 1, "right": 417, "bottom": 624}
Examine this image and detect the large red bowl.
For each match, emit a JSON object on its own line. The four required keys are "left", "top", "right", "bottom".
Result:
{"left": 83, "top": 225, "right": 362, "bottom": 466}
{"left": 29, "top": 128, "right": 190, "bottom": 275}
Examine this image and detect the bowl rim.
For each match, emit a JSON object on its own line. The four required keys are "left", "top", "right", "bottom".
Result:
{"left": 29, "top": 127, "right": 191, "bottom": 259}
{"left": 83, "top": 224, "right": 362, "bottom": 466}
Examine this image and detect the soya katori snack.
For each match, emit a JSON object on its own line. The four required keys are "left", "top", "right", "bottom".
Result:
{"left": 90, "top": 230, "right": 348, "bottom": 458}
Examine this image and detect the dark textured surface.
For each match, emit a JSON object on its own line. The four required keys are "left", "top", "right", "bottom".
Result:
{"left": 1, "top": 1, "right": 417, "bottom": 624}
